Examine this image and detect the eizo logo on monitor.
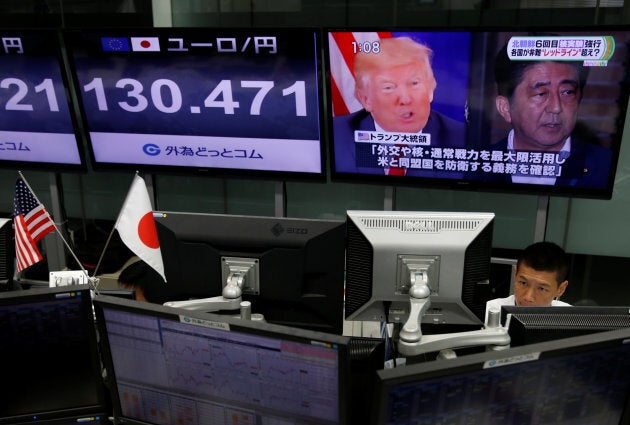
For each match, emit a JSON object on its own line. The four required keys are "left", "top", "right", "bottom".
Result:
{"left": 143, "top": 143, "right": 161, "bottom": 156}
{"left": 287, "top": 227, "right": 308, "bottom": 235}
{"left": 271, "top": 223, "right": 308, "bottom": 237}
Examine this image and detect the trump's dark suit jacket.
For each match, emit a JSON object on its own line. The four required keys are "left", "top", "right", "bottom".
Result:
{"left": 332, "top": 109, "right": 466, "bottom": 178}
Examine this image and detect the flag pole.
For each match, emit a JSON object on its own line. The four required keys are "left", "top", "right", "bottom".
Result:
{"left": 92, "top": 172, "right": 139, "bottom": 278}
{"left": 91, "top": 226, "right": 117, "bottom": 279}
{"left": 18, "top": 171, "right": 94, "bottom": 287}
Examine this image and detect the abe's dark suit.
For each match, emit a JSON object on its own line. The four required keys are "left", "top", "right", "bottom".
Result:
{"left": 332, "top": 109, "right": 466, "bottom": 178}
{"left": 490, "top": 136, "right": 612, "bottom": 188}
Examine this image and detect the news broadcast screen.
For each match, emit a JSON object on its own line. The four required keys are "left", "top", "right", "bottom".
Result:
{"left": 64, "top": 28, "right": 325, "bottom": 180}
{"left": 325, "top": 29, "right": 630, "bottom": 199}
{"left": 0, "top": 29, "right": 86, "bottom": 171}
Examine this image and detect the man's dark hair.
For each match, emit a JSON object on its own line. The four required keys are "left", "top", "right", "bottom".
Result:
{"left": 517, "top": 241, "right": 570, "bottom": 284}
{"left": 117, "top": 260, "right": 165, "bottom": 303}
{"left": 494, "top": 37, "right": 590, "bottom": 100}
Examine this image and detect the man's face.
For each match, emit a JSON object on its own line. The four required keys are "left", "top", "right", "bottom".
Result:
{"left": 513, "top": 262, "right": 568, "bottom": 307}
{"left": 358, "top": 62, "right": 435, "bottom": 133}
{"left": 497, "top": 62, "right": 581, "bottom": 151}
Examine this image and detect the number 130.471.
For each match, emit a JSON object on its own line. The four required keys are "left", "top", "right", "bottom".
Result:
{"left": 82, "top": 77, "right": 309, "bottom": 116}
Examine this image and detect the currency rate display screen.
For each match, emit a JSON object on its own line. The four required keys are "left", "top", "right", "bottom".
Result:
{"left": 0, "top": 30, "right": 85, "bottom": 171}
{"left": 65, "top": 28, "right": 325, "bottom": 179}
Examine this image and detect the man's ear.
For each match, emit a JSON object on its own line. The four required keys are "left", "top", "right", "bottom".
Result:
{"left": 355, "top": 88, "right": 372, "bottom": 112}
{"left": 429, "top": 76, "right": 436, "bottom": 103}
{"left": 496, "top": 96, "right": 512, "bottom": 123}
{"left": 556, "top": 280, "right": 569, "bottom": 298}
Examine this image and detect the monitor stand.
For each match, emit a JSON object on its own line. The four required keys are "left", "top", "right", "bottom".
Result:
{"left": 163, "top": 265, "right": 265, "bottom": 322}
{"left": 397, "top": 279, "right": 511, "bottom": 358}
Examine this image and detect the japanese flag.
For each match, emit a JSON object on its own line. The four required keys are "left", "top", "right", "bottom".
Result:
{"left": 115, "top": 175, "right": 166, "bottom": 282}
{"left": 130, "top": 37, "right": 160, "bottom": 52}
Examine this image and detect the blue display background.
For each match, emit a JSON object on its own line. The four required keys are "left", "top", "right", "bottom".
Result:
{"left": 68, "top": 30, "right": 322, "bottom": 141}
{"left": 0, "top": 34, "right": 75, "bottom": 133}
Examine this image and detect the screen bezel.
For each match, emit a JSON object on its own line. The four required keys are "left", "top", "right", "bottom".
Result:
{"left": 0, "top": 28, "right": 87, "bottom": 172}
{"left": 63, "top": 27, "right": 328, "bottom": 181}
{"left": 323, "top": 27, "right": 629, "bottom": 200}
{"left": 92, "top": 294, "right": 351, "bottom": 425}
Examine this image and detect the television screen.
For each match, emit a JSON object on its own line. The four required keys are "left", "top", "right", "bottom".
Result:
{"left": 325, "top": 29, "right": 630, "bottom": 199}
{"left": 0, "top": 29, "right": 86, "bottom": 171}
{"left": 93, "top": 294, "right": 351, "bottom": 425}
{"left": 0, "top": 285, "right": 110, "bottom": 424}
{"left": 64, "top": 28, "right": 326, "bottom": 180}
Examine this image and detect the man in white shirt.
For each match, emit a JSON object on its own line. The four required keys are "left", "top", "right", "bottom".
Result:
{"left": 486, "top": 241, "right": 571, "bottom": 324}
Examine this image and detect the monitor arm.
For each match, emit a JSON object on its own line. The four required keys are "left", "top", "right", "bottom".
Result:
{"left": 397, "top": 276, "right": 511, "bottom": 358}
{"left": 162, "top": 269, "right": 246, "bottom": 313}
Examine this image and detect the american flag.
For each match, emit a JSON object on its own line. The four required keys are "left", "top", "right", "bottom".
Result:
{"left": 13, "top": 177, "right": 56, "bottom": 272}
{"left": 327, "top": 31, "right": 393, "bottom": 117}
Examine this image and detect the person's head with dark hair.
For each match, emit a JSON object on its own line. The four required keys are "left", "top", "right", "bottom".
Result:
{"left": 118, "top": 260, "right": 165, "bottom": 303}
{"left": 494, "top": 43, "right": 590, "bottom": 100}
{"left": 513, "top": 241, "right": 569, "bottom": 306}
{"left": 353, "top": 36, "right": 437, "bottom": 133}
{"left": 494, "top": 38, "right": 590, "bottom": 153}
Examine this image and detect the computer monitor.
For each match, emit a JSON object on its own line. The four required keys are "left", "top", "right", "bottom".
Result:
{"left": 92, "top": 294, "right": 351, "bottom": 425}
{"left": 344, "top": 210, "right": 495, "bottom": 327}
{"left": 501, "top": 305, "right": 630, "bottom": 347}
{"left": 0, "top": 285, "right": 110, "bottom": 424}
{"left": 153, "top": 211, "right": 347, "bottom": 335}
{"left": 0, "top": 218, "right": 14, "bottom": 291}
{"left": 371, "top": 327, "right": 630, "bottom": 425}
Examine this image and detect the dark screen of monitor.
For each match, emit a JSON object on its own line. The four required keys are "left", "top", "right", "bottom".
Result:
{"left": 376, "top": 335, "right": 630, "bottom": 425}
{"left": 0, "top": 220, "right": 14, "bottom": 290}
{"left": 0, "top": 287, "right": 107, "bottom": 423}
